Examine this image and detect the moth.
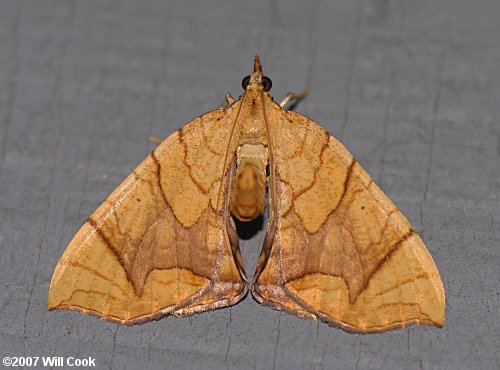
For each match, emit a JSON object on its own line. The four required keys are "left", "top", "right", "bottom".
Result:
{"left": 49, "top": 56, "right": 445, "bottom": 333}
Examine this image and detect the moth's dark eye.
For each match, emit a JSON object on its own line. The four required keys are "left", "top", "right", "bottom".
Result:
{"left": 262, "top": 76, "right": 272, "bottom": 92}
{"left": 241, "top": 75, "right": 251, "bottom": 90}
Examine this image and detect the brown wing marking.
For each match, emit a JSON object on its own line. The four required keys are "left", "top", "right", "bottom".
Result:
{"left": 253, "top": 107, "right": 445, "bottom": 333}
{"left": 48, "top": 106, "right": 247, "bottom": 324}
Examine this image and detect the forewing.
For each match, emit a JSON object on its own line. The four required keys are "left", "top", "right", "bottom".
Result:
{"left": 253, "top": 108, "right": 445, "bottom": 333}
{"left": 48, "top": 106, "right": 247, "bottom": 324}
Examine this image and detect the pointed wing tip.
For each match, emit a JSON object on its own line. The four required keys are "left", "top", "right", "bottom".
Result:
{"left": 433, "top": 309, "right": 446, "bottom": 328}
{"left": 47, "top": 287, "right": 59, "bottom": 310}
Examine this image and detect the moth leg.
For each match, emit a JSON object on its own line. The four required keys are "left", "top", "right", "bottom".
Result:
{"left": 147, "top": 135, "right": 162, "bottom": 145}
{"left": 279, "top": 86, "right": 309, "bottom": 110}
{"left": 221, "top": 93, "right": 235, "bottom": 109}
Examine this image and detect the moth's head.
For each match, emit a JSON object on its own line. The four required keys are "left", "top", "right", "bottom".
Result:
{"left": 241, "top": 55, "right": 272, "bottom": 93}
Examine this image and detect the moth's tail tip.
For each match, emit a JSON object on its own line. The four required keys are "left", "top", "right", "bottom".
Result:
{"left": 253, "top": 55, "right": 263, "bottom": 73}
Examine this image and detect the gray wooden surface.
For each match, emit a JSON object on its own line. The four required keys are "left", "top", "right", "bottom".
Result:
{"left": 0, "top": 1, "right": 498, "bottom": 369}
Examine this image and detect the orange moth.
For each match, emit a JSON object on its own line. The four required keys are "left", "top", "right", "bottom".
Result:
{"left": 49, "top": 56, "right": 445, "bottom": 332}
